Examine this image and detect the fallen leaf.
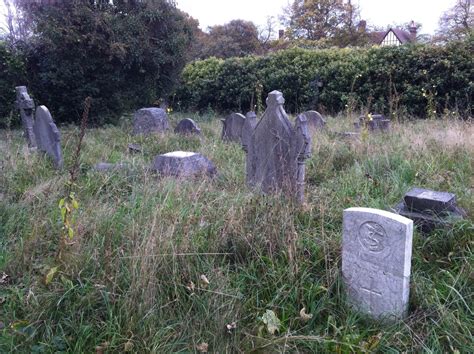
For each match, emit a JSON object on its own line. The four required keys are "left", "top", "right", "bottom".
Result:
{"left": 95, "top": 342, "right": 109, "bottom": 354}
{"left": 196, "top": 342, "right": 209, "bottom": 352}
{"left": 11, "top": 320, "right": 29, "bottom": 330}
{"left": 124, "top": 340, "right": 133, "bottom": 352}
{"left": 44, "top": 266, "right": 59, "bottom": 285}
{"left": 363, "top": 332, "right": 382, "bottom": 351}
{"left": 299, "top": 307, "right": 313, "bottom": 322}
{"left": 0, "top": 272, "right": 9, "bottom": 284}
{"left": 261, "top": 310, "right": 281, "bottom": 335}
{"left": 200, "top": 274, "right": 209, "bottom": 287}
{"left": 186, "top": 281, "right": 195, "bottom": 293}
{"left": 226, "top": 322, "right": 237, "bottom": 333}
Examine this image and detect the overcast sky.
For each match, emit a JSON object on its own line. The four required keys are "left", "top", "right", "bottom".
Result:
{"left": 0, "top": 0, "right": 458, "bottom": 35}
{"left": 176, "top": 0, "right": 458, "bottom": 35}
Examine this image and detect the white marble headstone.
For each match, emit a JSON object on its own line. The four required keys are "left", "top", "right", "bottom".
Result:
{"left": 342, "top": 207, "right": 413, "bottom": 320}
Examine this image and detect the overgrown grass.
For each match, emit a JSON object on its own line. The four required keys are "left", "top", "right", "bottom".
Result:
{"left": 0, "top": 114, "right": 473, "bottom": 352}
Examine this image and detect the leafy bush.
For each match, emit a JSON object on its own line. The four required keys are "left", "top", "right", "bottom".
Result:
{"left": 0, "top": 42, "right": 26, "bottom": 127}
{"left": 176, "top": 41, "right": 473, "bottom": 118}
{"left": 24, "top": 1, "right": 195, "bottom": 125}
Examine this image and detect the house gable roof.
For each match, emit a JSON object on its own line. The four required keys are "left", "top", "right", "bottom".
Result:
{"left": 380, "top": 28, "right": 413, "bottom": 45}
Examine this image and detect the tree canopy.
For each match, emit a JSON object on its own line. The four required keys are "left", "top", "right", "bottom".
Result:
{"left": 281, "top": 0, "right": 367, "bottom": 46}
{"left": 435, "top": 0, "right": 473, "bottom": 43}
{"left": 196, "top": 20, "right": 262, "bottom": 59}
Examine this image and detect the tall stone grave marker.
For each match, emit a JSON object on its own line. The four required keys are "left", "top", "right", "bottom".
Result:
{"left": 33, "top": 106, "right": 63, "bottom": 169}
{"left": 298, "top": 110, "right": 326, "bottom": 131}
{"left": 241, "top": 90, "right": 311, "bottom": 203}
{"left": 15, "top": 86, "right": 36, "bottom": 147}
{"left": 221, "top": 113, "right": 246, "bottom": 143}
{"left": 342, "top": 208, "right": 413, "bottom": 320}
{"left": 132, "top": 108, "right": 169, "bottom": 135}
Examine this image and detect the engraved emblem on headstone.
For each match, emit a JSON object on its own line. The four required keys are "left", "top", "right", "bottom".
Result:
{"left": 358, "top": 221, "right": 386, "bottom": 253}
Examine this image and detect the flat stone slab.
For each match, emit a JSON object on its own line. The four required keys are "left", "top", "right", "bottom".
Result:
{"left": 151, "top": 151, "right": 216, "bottom": 178}
{"left": 174, "top": 118, "right": 201, "bottom": 135}
{"left": 93, "top": 162, "right": 128, "bottom": 172}
{"left": 403, "top": 187, "right": 456, "bottom": 214}
{"left": 342, "top": 207, "right": 413, "bottom": 320}
{"left": 338, "top": 132, "right": 360, "bottom": 139}
{"left": 393, "top": 202, "right": 465, "bottom": 234}
{"left": 33, "top": 105, "right": 63, "bottom": 169}
{"left": 393, "top": 187, "right": 466, "bottom": 234}
{"left": 133, "top": 108, "right": 169, "bottom": 135}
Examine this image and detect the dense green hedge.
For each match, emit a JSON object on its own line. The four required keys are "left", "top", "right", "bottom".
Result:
{"left": 0, "top": 42, "right": 26, "bottom": 126}
{"left": 176, "top": 41, "right": 473, "bottom": 118}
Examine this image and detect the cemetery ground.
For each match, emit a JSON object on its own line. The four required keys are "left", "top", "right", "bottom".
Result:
{"left": 0, "top": 114, "right": 473, "bottom": 353}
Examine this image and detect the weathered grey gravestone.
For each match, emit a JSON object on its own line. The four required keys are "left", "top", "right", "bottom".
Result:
{"left": 394, "top": 187, "right": 466, "bottom": 233}
{"left": 221, "top": 113, "right": 246, "bottom": 143}
{"left": 174, "top": 118, "right": 201, "bottom": 135}
{"left": 151, "top": 151, "right": 216, "bottom": 178}
{"left": 241, "top": 91, "right": 311, "bottom": 203}
{"left": 342, "top": 207, "right": 413, "bottom": 320}
{"left": 33, "top": 106, "right": 63, "bottom": 169}
{"left": 298, "top": 110, "right": 326, "bottom": 131}
{"left": 132, "top": 108, "right": 169, "bottom": 135}
{"left": 241, "top": 112, "right": 257, "bottom": 152}
{"left": 15, "top": 86, "right": 36, "bottom": 147}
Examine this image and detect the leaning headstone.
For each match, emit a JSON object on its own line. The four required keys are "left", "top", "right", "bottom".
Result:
{"left": 298, "top": 110, "right": 326, "bottom": 131}
{"left": 342, "top": 207, "right": 413, "bottom": 320}
{"left": 221, "top": 113, "right": 246, "bottom": 143}
{"left": 151, "top": 151, "right": 216, "bottom": 178}
{"left": 174, "top": 118, "right": 201, "bottom": 135}
{"left": 132, "top": 108, "right": 169, "bottom": 135}
{"left": 15, "top": 86, "right": 36, "bottom": 148}
{"left": 394, "top": 187, "right": 466, "bottom": 233}
{"left": 241, "top": 91, "right": 311, "bottom": 203}
{"left": 33, "top": 106, "right": 63, "bottom": 169}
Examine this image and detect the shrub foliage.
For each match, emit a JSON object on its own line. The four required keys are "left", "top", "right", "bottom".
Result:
{"left": 176, "top": 41, "right": 473, "bottom": 118}
{"left": 0, "top": 42, "right": 26, "bottom": 126}
{"left": 17, "top": 1, "right": 195, "bottom": 125}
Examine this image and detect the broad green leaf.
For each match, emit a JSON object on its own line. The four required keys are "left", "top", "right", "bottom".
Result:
{"left": 68, "top": 227, "right": 74, "bottom": 239}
